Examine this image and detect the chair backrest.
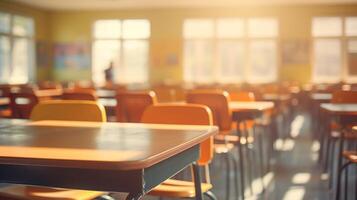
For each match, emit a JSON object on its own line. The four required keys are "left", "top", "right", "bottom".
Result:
{"left": 9, "top": 92, "right": 39, "bottom": 119}
{"left": 0, "top": 85, "right": 11, "bottom": 98}
{"left": 116, "top": 91, "right": 157, "bottom": 122}
{"left": 186, "top": 91, "right": 232, "bottom": 131}
{"left": 62, "top": 89, "right": 97, "bottom": 101}
{"left": 332, "top": 90, "right": 357, "bottom": 104}
{"left": 141, "top": 103, "right": 214, "bottom": 165}
{"left": 229, "top": 91, "right": 255, "bottom": 102}
{"left": 30, "top": 100, "right": 106, "bottom": 122}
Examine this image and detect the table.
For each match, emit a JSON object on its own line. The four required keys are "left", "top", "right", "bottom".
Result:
{"left": 0, "top": 119, "right": 27, "bottom": 128}
{"left": 0, "top": 120, "right": 218, "bottom": 200}
{"left": 98, "top": 98, "right": 117, "bottom": 108}
{"left": 262, "top": 94, "right": 290, "bottom": 102}
{"left": 320, "top": 103, "right": 357, "bottom": 200}
{"left": 0, "top": 97, "right": 9, "bottom": 106}
{"left": 311, "top": 93, "right": 332, "bottom": 102}
{"left": 96, "top": 89, "right": 116, "bottom": 99}
{"left": 34, "top": 89, "right": 63, "bottom": 98}
{"left": 229, "top": 101, "right": 274, "bottom": 200}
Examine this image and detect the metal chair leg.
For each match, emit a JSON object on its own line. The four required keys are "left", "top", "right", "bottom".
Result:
{"left": 225, "top": 152, "right": 231, "bottom": 200}
{"left": 336, "top": 161, "right": 353, "bottom": 200}
{"left": 229, "top": 151, "right": 240, "bottom": 200}
{"left": 204, "top": 191, "right": 218, "bottom": 200}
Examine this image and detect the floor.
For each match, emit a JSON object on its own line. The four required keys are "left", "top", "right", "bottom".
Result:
{"left": 112, "top": 109, "right": 356, "bottom": 200}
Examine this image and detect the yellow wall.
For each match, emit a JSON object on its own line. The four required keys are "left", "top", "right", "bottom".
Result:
{"left": 2, "top": 2, "right": 357, "bottom": 84}
{"left": 0, "top": 0, "right": 51, "bottom": 81}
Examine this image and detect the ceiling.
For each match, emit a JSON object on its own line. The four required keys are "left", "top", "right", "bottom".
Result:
{"left": 12, "top": 0, "right": 357, "bottom": 10}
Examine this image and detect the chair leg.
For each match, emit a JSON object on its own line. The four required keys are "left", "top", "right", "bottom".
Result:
{"left": 256, "top": 126, "right": 266, "bottom": 192}
{"left": 204, "top": 191, "right": 218, "bottom": 200}
{"left": 324, "top": 137, "right": 331, "bottom": 173}
{"left": 225, "top": 152, "right": 231, "bottom": 200}
{"left": 95, "top": 194, "right": 116, "bottom": 200}
{"left": 344, "top": 164, "right": 349, "bottom": 200}
{"left": 230, "top": 151, "right": 240, "bottom": 200}
{"left": 328, "top": 138, "right": 336, "bottom": 189}
{"left": 336, "top": 161, "right": 352, "bottom": 200}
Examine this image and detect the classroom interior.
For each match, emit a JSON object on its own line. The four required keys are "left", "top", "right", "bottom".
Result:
{"left": 0, "top": 0, "right": 357, "bottom": 200}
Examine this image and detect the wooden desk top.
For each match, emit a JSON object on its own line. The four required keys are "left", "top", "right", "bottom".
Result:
{"left": 0, "top": 97, "right": 9, "bottom": 106}
{"left": 311, "top": 93, "right": 332, "bottom": 101}
{"left": 96, "top": 90, "right": 116, "bottom": 99}
{"left": 35, "top": 89, "right": 63, "bottom": 98}
{"left": 320, "top": 103, "right": 357, "bottom": 115}
{"left": 262, "top": 94, "right": 290, "bottom": 102}
{"left": 98, "top": 98, "right": 116, "bottom": 107}
{"left": 229, "top": 101, "right": 274, "bottom": 112}
{"left": 0, "top": 119, "right": 28, "bottom": 128}
{"left": 0, "top": 120, "right": 217, "bottom": 170}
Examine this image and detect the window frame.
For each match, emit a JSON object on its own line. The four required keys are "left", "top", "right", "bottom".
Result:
{"left": 0, "top": 11, "right": 35, "bottom": 84}
{"left": 91, "top": 19, "right": 150, "bottom": 85}
{"left": 183, "top": 17, "right": 279, "bottom": 84}
{"left": 312, "top": 16, "right": 357, "bottom": 84}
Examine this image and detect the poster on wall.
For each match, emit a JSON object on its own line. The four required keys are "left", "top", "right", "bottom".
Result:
{"left": 282, "top": 40, "right": 309, "bottom": 65}
{"left": 36, "top": 41, "right": 50, "bottom": 68}
{"left": 54, "top": 43, "right": 90, "bottom": 70}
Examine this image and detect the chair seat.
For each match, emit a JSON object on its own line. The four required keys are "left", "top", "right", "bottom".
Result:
{"left": 343, "top": 151, "right": 357, "bottom": 163}
{"left": 0, "top": 109, "right": 12, "bottom": 118}
{"left": 149, "top": 179, "right": 212, "bottom": 198}
{"left": 0, "top": 185, "right": 105, "bottom": 200}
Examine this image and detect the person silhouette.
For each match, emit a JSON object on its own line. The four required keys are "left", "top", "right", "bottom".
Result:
{"left": 104, "top": 62, "right": 114, "bottom": 85}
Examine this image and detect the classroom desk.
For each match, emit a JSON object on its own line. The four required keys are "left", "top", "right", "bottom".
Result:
{"left": 98, "top": 98, "right": 117, "bottom": 108}
{"left": 96, "top": 89, "right": 116, "bottom": 99}
{"left": 262, "top": 94, "right": 290, "bottom": 103}
{"left": 0, "top": 119, "right": 27, "bottom": 128}
{"left": 0, "top": 97, "right": 9, "bottom": 106}
{"left": 0, "top": 120, "right": 218, "bottom": 200}
{"left": 311, "top": 93, "right": 332, "bottom": 102}
{"left": 229, "top": 101, "right": 274, "bottom": 200}
{"left": 34, "top": 89, "right": 63, "bottom": 98}
{"left": 320, "top": 103, "right": 357, "bottom": 200}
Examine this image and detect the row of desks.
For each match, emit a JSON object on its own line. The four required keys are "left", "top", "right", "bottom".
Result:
{"left": 0, "top": 101, "right": 276, "bottom": 200}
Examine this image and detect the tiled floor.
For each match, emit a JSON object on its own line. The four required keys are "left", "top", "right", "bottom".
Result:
{"left": 126, "top": 111, "right": 355, "bottom": 200}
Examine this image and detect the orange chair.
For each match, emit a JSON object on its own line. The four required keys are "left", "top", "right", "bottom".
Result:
{"left": 0, "top": 100, "right": 109, "bottom": 200}
{"left": 141, "top": 103, "right": 217, "bottom": 200}
{"left": 229, "top": 91, "right": 255, "bottom": 102}
{"left": 62, "top": 89, "right": 97, "bottom": 101}
{"left": 323, "top": 90, "right": 357, "bottom": 190}
{"left": 0, "top": 85, "right": 12, "bottom": 118}
{"left": 116, "top": 91, "right": 157, "bottom": 122}
{"left": 9, "top": 92, "right": 39, "bottom": 119}
{"left": 186, "top": 90, "right": 242, "bottom": 200}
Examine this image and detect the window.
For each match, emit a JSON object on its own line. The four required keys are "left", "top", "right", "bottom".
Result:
{"left": 0, "top": 12, "right": 34, "bottom": 84}
{"left": 247, "top": 18, "right": 278, "bottom": 83}
{"left": 92, "top": 19, "right": 150, "bottom": 85}
{"left": 312, "top": 16, "right": 357, "bottom": 83}
{"left": 183, "top": 17, "right": 278, "bottom": 84}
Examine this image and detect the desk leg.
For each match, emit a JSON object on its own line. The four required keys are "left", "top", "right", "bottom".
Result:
{"left": 126, "top": 193, "right": 142, "bottom": 200}
{"left": 192, "top": 162, "right": 203, "bottom": 200}
{"left": 237, "top": 121, "right": 245, "bottom": 200}
{"left": 335, "top": 135, "right": 345, "bottom": 200}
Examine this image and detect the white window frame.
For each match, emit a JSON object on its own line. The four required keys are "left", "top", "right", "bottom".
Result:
{"left": 312, "top": 16, "right": 357, "bottom": 84}
{"left": 91, "top": 19, "right": 150, "bottom": 85}
{"left": 183, "top": 17, "right": 279, "bottom": 84}
{"left": 0, "top": 11, "right": 35, "bottom": 84}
